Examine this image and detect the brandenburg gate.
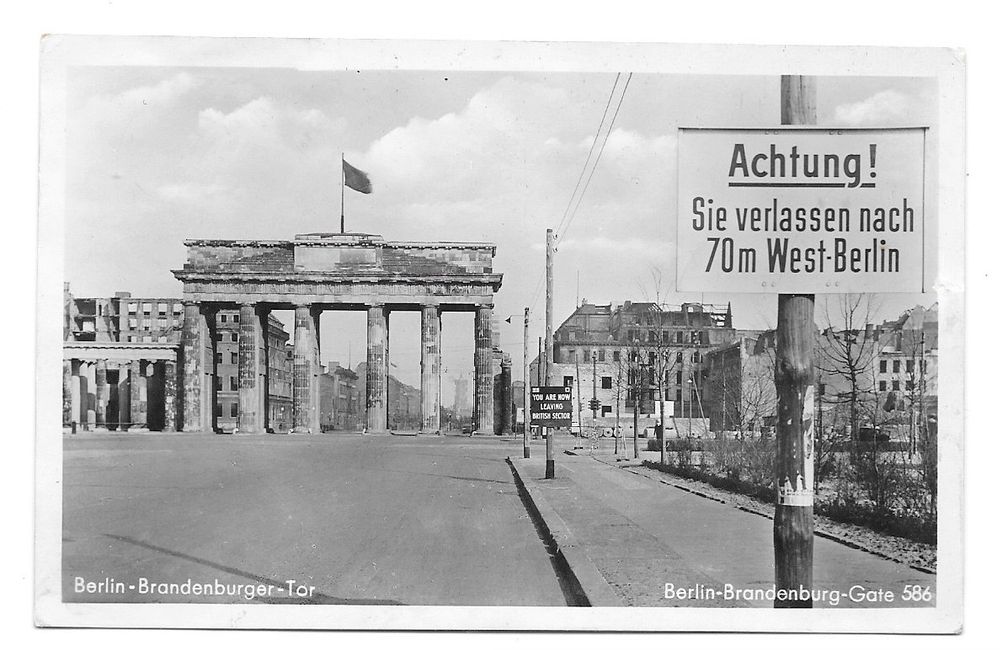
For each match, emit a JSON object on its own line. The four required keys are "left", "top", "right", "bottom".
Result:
{"left": 171, "top": 233, "right": 503, "bottom": 434}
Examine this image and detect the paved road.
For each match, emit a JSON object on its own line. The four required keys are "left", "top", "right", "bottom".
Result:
{"left": 63, "top": 433, "right": 569, "bottom": 606}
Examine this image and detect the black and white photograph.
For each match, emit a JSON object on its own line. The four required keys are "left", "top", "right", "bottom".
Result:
{"left": 32, "top": 35, "right": 965, "bottom": 632}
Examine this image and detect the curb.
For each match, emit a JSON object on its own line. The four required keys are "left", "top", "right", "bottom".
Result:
{"left": 507, "top": 457, "right": 622, "bottom": 607}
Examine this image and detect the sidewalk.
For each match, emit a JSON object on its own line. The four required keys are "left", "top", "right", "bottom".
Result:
{"left": 509, "top": 451, "right": 935, "bottom": 608}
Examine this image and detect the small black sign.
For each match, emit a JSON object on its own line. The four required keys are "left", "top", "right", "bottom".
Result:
{"left": 529, "top": 386, "right": 572, "bottom": 428}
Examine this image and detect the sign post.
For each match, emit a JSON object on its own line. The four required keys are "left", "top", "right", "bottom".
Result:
{"left": 523, "top": 306, "right": 530, "bottom": 459}
{"left": 544, "top": 228, "right": 556, "bottom": 479}
{"left": 773, "top": 74, "right": 816, "bottom": 609}
{"left": 676, "top": 76, "right": 926, "bottom": 608}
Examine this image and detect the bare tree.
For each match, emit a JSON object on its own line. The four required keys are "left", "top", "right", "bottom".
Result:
{"left": 619, "top": 337, "right": 648, "bottom": 460}
{"left": 646, "top": 326, "right": 682, "bottom": 465}
{"left": 816, "top": 294, "right": 881, "bottom": 461}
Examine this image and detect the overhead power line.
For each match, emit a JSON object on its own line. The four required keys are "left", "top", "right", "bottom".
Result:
{"left": 530, "top": 72, "right": 633, "bottom": 314}
{"left": 553, "top": 73, "right": 621, "bottom": 238}
{"left": 557, "top": 71, "right": 633, "bottom": 242}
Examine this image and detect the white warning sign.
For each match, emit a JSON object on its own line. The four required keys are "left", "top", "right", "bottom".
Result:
{"left": 676, "top": 127, "right": 926, "bottom": 293}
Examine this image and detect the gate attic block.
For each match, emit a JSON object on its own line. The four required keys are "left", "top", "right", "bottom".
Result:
{"left": 172, "top": 233, "right": 503, "bottom": 434}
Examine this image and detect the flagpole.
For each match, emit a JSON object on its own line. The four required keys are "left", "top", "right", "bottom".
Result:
{"left": 340, "top": 152, "right": 345, "bottom": 234}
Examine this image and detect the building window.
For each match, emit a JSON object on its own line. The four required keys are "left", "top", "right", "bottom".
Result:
{"left": 692, "top": 351, "right": 700, "bottom": 363}
{"left": 173, "top": 304, "right": 183, "bottom": 314}
{"left": 231, "top": 352, "right": 238, "bottom": 365}
{"left": 676, "top": 371, "right": 683, "bottom": 384}
{"left": 157, "top": 318, "right": 167, "bottom": 329}
{"left": 158, "top": 302, "right": 168, "bottom": 314}
{"left": 906, "top": 380, "right": 914, "bottom": 391}
{"left": 158, "top": 336, "right": 167, "bottom": 343}
{"left": 142, "top": 335, "right": 152, "bottom": 343}
{"left": 892, "top": 380, "right": 900, "bottom": 391}
{"left": 142, "top": 303, "right": 152, "bottom": 313}
{"left": 215, "top": 352, "right": 223, "bottom": 365}
{"left": 598, "top": 349, "right": 605, "bottom": 362}
{"left": 879, "top": 360, "right": 887, "bottom": 373}
{"left": 230, "top": 376, "right": 237, "bottom": 391}
{"left": 230, "top": 403, "right": 238, "bottom": 418}
{"left": 220, "top": 314, "right": 227, "bottom": 323}
{"left": 601, "top": 376, "right": 612, "bottom": 389}
{"left": 128, "top": 318, "right": 137, "bottom": 329}
{"left": 675, "top": 389, "right": 682, "bottom": 401}
{"left": 232, "top": 332, "right": 238, "bottom": 342}
{"left": 233, "top": 314, "right": 240, "bottom": 323}
{"left": 563, "top": 376, "right": 573, "bottom": 387}
{"left": 613, "top": 351, "right": 620, "bottom": 361}
{"left": 217, "top": 332, "right": 225, "bottom": 341}
{"left": 676, "top": 352, "right": 683, "bottom": 363}
{"left": 879, "top": 380, "right": 887, "bottom": 391}
{"left": 892, "top": 360, "right": 900, "bottom": 373}
{"left": 602, "top": 406, "right": 612, "bottom": 416}
{"left": 215, "top": 377, "right": 222, "bottom": 391}
{"left": 906, "top": 359, "right": 915, "bottom": 373}
{"left": 128, "top": 302, "right": 137, "bottom": 313}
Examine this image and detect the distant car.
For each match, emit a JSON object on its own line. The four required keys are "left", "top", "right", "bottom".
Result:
{"left": 461, "top": 425, "right": 473, "bottom": 435}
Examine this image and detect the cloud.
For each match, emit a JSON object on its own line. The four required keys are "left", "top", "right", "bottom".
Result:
{"left": 156, "top": 182, "right": 229, "bottom": 203}
{"left": 358, "top": 78, "right": 675, "bottom": 245}
{"left": 833, "top": 90, "right": 914, "bottom": 126}
{"left": 84, "top": 72, "right": 201, "bottom": 117}
{"left": 198, "top": 97, "right": 345, "bottom": 152}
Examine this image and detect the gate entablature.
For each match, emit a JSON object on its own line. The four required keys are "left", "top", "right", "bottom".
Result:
{"left": 173, "top": 233, "right": 502, "bottom": 308}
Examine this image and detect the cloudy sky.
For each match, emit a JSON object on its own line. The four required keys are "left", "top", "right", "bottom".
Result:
{"left": 64, "top": 68, "right": 938, "bottom": 393}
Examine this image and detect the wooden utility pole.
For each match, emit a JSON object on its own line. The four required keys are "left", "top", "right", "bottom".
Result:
{"left": 773, "top": 74, "right": 817, "bottom": 608}
{"left": 523, "top": 306, "right": 530, "bottom": 458}
{"left": 632, "top": 357, "right": 641, "bottom": 459}
{"left": 575, "top": 357, "right": 583, "bottom": 438}
{"left": 545, "top": 228, "right": 556, "bottom": 479}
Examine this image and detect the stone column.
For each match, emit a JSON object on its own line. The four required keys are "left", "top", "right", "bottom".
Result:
{"left": 311, "top": 308, "right": 322, "bottom": 434}
{"left": 499, "top": 356, "right": 513, "bottom": 434}
{"left": 118, "top": 362, "right": 131, "bottom": 430}
{"left": 257, "top": 309, "right": 270, "bottom": 432}
{"left": 420, "top": 305, "right": 441, "bottom": 433}
{"left": 130, "top": 359, "right": 147, "bottom": 430}
{"left": 474, "top": 305, "right": 494, "bottom": 435}
{"left": 163, "top": 359, "right": 178, "bottom": 432}
{"left": 181, "top": 301, "right": 208, "bottom": 432}
{"left": 292, "top": 305, "right": 317, "bottom": 433}
{"left": 62, "top": 360, "right": 73, "bottom": 428}
{"left": 69, "top": 360, "right": 81, "bottom": 430}
{"left": 84, "top": 361, "right": 96, "bottom": 430}
{"left": 95, "top": 359, "right": 108, "bottom": 429}
{"left": 366, "top": 304, "right": 388, "bottom": 432}
{"left": 237, "top": 302, "right": 263, "bottom": 433}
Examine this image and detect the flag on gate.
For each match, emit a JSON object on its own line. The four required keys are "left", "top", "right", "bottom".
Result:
{"left": 343, "top": 158, "right": 373, "bottom": 194}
